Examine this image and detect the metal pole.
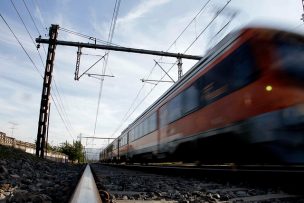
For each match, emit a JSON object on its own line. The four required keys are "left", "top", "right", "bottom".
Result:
{"left": 36, "top": 38, "right": 202, "bottom": 60}
{"left": 45, "top": 103, "right": 51, "bottom": 157}
{"left": 177, "top": 58, "right": 183, "bottom": 80}
{"left": 75, "top": 47, "right": 82, "bottom": 80}
{"left": 81, "top": 136, "right": 116, "bottom": 140}
{"left": 36, "top": 24, "right": 59, "bottom": 158}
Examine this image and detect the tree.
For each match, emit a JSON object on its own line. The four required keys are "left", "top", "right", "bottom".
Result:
{"left": 58, "top": 141, "right": 84, "bottom": 163}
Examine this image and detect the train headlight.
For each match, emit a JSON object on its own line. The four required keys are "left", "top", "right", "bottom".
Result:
{"left": 265, "top": 85, "right": 273, "bottom": 92}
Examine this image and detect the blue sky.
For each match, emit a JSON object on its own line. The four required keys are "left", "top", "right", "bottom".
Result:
{"left": 0, "top": 0, "right": 303, "bottom": 158}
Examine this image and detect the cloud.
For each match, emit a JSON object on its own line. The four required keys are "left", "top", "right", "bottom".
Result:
{"left": 34, "top": 2, "right": 47, "bottom": 31}
{"left": 117, "top": 0, "right": 171, "bottom": 25}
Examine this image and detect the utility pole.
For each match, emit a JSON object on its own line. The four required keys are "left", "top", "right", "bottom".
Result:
{"left": 36, "top": 24, "right": 59, "bottom": 158}
{"left": 8, "top": 121, "right": 18, "bottom": 137}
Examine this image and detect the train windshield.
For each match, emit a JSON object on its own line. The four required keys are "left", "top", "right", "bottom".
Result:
{"left": 276, "top": 36, "right": 304, "bottom": 81}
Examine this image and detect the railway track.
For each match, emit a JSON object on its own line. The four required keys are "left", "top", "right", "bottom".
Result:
{"left": 69, "top": 163, "right": 304, "bottom": 203}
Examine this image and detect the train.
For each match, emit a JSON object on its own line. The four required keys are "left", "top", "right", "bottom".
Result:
{"left": 100, "top": 27, "right": 304, "bottom": 165}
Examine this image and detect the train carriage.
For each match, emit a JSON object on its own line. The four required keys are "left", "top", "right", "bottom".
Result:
{"left": 101, "top": 27, "right": 304, "bottom": 165}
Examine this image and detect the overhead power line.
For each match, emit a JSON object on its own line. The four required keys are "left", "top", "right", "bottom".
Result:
{"left": 184, "top": 0, "right": 232, "bottom": 53}
{"left": 110, "top": 0, "right": 214, "bottom": 137}
{"left": 52, "top": 81, "right": 75, "bottom": 135}
{"left": 13, "top": 0, "right": 75, "bottom": 136}
{"left": 10, "top": 0, "right": 45, "bottom": 69}
{"left": 0, "top": 13, "right": 43, "bottom": 76}
{"left": 166, "top": 0, "right": 212, "bottom": 52}
{"left": 0, "top": 13, "right": 75, "bottom": 140}
{"left": 93, "top": 0, "right": 121, "bottom": 136}
{"left": 110, "top": 0, "right": 234, "bottom": 137}
{"left": 208, "top": 11, "right": 236, "bottom": 48}
{"left": 50, "top": 94, "right": 75, "bottom": 140}
{"left": 59, "top": 27, "right": 121, "bottom": 47}
{"left": 22, "top": 0, "right": 47, "bottom": 55}
{"left": 20, "top": 0, "right": 74, "bottom": 135}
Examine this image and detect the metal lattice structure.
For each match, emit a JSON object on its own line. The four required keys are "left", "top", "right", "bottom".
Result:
{"left": 36, "top": 24, "right": 59, "bottom": 158}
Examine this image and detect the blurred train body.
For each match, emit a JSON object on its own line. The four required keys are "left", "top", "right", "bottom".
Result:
{"left": 100, "top": 27, "right": 304, "bottom": 165}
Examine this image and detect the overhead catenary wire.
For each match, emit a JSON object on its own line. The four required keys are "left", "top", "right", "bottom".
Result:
{"left": 50, "top": 94, "right": 75, "bottom": 140}
{"left": 110, "top": 0, "right": 233, "bottom": 137}
{"left": 22, "top": 0, "right": 47, "bottom": 55}
{"left": 165, "top": 0, "right": 212, "bottom": 53}
{"left": 208, "top": 11, "right": 236, "bottom": 48}
{"left": 78, "top": 53, "right": 108, "bottom": 79}
{"left": 0, "top": 13, "right": 43, "bottom": 77}
{"left": 93, "top": 0, "right": 121, "bottom": 136}
{"left": 184, "top": 0, "right": 232, "bottom": 53}
{"left": 59, "top": 27, "right": 121, "bottom": 47}
{"left": 0, "top": 13, "right": 75, "bottom": 140}
{"left": 17, "top": 0, "right": 75, "bottom": 136}
{"left": 51, "top": 81, "right": 75, "bottom": 135}
{"left": 10, "top": 0, "right": 45, "bottom": 70}
{"left": 110, "top": 0, "right": 214, "bottom": 137}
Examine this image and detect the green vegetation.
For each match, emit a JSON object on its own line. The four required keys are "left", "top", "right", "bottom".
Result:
{"left": 58, "top": 141, "right": 85, "bottom": 163}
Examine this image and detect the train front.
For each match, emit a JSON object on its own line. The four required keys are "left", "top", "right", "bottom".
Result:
{"left": 247, "top": 29, "right": 304, "bottom": 164}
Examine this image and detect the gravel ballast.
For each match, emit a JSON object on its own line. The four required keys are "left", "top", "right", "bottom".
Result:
{"left": 91, "top": 164, "right": 303, "bottom": 203}
{"left": 0, "top": 145, "right": 83, "bottom": 203}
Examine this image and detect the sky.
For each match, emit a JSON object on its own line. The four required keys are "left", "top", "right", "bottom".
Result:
{"left": 0, "top": 0, "right": 303, "bottom": 159}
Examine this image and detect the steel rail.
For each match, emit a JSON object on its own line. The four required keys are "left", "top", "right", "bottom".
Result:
{"left": 69, "top": 164, "right": 102, "bottom": 203}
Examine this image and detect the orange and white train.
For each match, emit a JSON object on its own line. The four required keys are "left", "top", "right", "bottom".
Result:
{"left": 100, "top": 27, "right": 304, "bottom": 165}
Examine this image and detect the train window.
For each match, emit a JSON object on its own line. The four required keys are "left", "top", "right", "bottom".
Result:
{"left": 196, "top": 42, "right": 257, "bottom": 107}
{"left": 149, "top": 112, "right": 157, "bottom": 132}
{"left": 137, "top": 124, "right": 141, "bottom": 138}
{"left": 201, "top": 59, "right": 230, "bottom": 105}
{"left": 183, "top": 84, "right": 199, "bottom": 114}
{"left": 123, "top": 135, "right": 126, "bottom": 145}
{"left": 276, "top": 39, "right": 304, "bottom": 81}
{"left": 142, "top": 120, "right": 146, "bottom": 136}
{"left": 129, "top": 128, "right": 134, "bottom": 142}
{"left": 135, "top": 125, "right": 139, "bottom": 140}
{"left": 230, "top": 43, "right": 257, "bottom": 90}
{"left": 143, "top": 119, "right": 148, "bottom": 135}
{"left": 139, "top": 122, "right": 143, "bottom": 138}
{"left": 160, "top": 105, "right": 168, "bottom": 127}
{"left": 167, "top": 93, "right": 183, "bottom": 123}
{"left": 121, "top": 136, "right": 124, "bottom": 146}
